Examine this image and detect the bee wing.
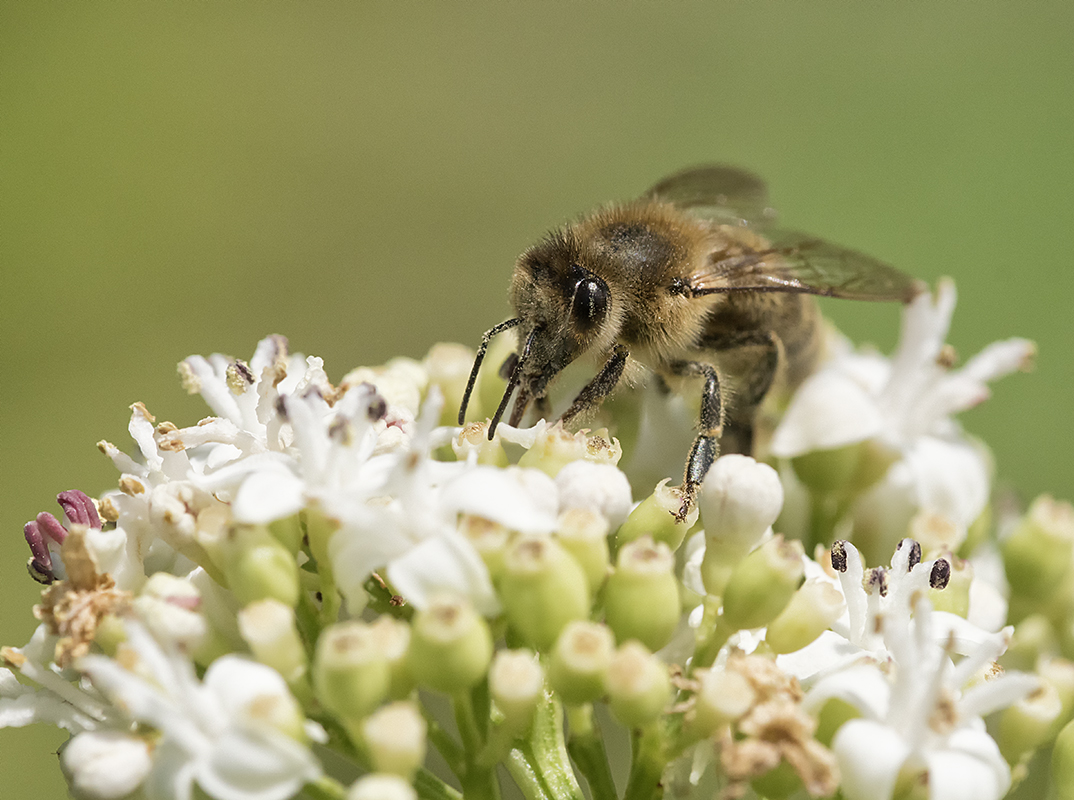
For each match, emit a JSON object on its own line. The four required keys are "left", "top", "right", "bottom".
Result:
{"left": 644, "top": 165, "right": 775, "bottom": 227}
{"left": 689, "top": 230, "right": 924, "bottom": 302}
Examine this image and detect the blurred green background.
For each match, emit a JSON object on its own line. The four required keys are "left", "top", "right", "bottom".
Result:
{"left": 3, "top": 3, "right": 1072, "bottom": 796}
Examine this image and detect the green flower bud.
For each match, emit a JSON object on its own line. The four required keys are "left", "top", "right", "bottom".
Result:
{"left": 425, "top": 342, "right": 476, "bottom": 427}
{"left": 407, "top": 594, "right": 493, "bottom": 694}
{"left": 606, "top": 641, "right": 670, "bottom": 728}
{"left": 1000, "top": 615, "right": 1056, "bottom": 673}
{"left": 368, "top": 616, "right": 414, "bottom": 700}
{"left": 314, "top": 622, "right": 391, "bottom": 724}
{"left": 616, "top": 479, "right": 696, "bottom": 552}
{"left": 765, "top": 578, "right": 845, "bottom": 655}
{"left": 221, "top": 525, "right": 300, "bottom": 608}
{"left": 688, "top": 666, "right": 756, "bottom": 737}
{"left": 556, "top": 508, "right": 611, "bottom": 593}
{"left": 489, "top": 649, "right": 544, "bottom": 736}
{"left": 751, "top": 760, "right": 803, "bottom": 800}
{"left": 458, "top": 515, "right": 510, "bottom": 584}
{"left": 721, "top": 536, "right": 804, "bottom": 631}
{"left": 999, "top": 681, "right": 1062, "bottom": 762}
{"left": 238, "top": 599, "right": 308, "bottom": 686}
{"left": 548, "top": 621, "right": 615, "bottom": 706}
{"left": 268, "top": 513, "right": 304, "bottom": 555}
{"left": 348, "top": 774, "right": 417, "bottom": 800}
{"left": 501, "top": 534, "right": 590, "bottom": 649}
{"left": 1043, "top": 659, "right": 1074, "bottom": 735}
{"left": 813, "top": 697, "right": 860, "bottom": 747}
{"left": 604, "top": 537, "right": 680, "bottom": 651}
{"left": 474, "top": 330, "right": 517, "bottom": 424}
{"left": 453, "top": 423, "right": 510, "bottom": 467}
{"left": 928, "top": 554, "right": 971, "bottom": 618}
{"left": 361, "top": 701, "right": 427, "bottom": 779}
{"left": 1004, "top": 495, "right": 1074, "bottom": 602}
{"left": 790, "top": 442, "right": 863, "bottom": 495}
{"left": 699, "top": 455, "right": 784, "bottom": 595}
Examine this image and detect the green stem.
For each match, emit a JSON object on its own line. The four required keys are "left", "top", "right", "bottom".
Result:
{"left": 415, "top": 767, "right": 464, "bottom": 800}
{"left": 506, "top": 746, "right": 554, "bottom": 800}
{"left": 623, "top": 724, "right": 667, "bottom": 800}
{"left": 517, "top": 692, "right": 586, "bottom": 800}
{"left": 565, "top": 704, "right": 618, "bottom": 800}
{"left": 422, "top": 709, "right": 465, "bottom": 776}
{"left": 692, "top": 614, "right": 735, "bottom": 670}
{"left": 295, "top": 588, "right": 322, "bottom": 659}
{"left": 453, "top": 688, "right": 500, "bottom": 800}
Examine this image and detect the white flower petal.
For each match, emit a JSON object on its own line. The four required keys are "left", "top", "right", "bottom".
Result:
{"left": 232, "top": 468, "right": 306, "bottom": 523}
{"left": 803, "top": 664, "right": 891, "bottom": 720}
{"left": 924, "top": 730, "right": 1010, "bottom": 800}
{"left": 555, "top": 461, "right": 633, "bottom": 529}
{"left": 62, "top": 730, "right": 152, "bottom": 800}
{"left": 832, "top": 718, "right": 911, "bottom": 800}
{"left": 195, "top": 730, "right": 320, "bottom": 800}
{"left": 441, "top": 466, "right": 558, "bottom": 534}
{"left": 387, "top": 532, "right": 500, "bottom": 616}
{"left": 771, "top": 369, "right": 884, "bottom": 456}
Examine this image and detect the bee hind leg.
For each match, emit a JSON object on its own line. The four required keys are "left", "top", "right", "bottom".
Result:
{"left": 668, "top": 360, "right": 724, "bottom": 522}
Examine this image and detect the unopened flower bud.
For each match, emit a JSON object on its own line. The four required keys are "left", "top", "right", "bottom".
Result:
{"left": 348, "top": 774, "right": 417, "bottom": 800}
{"left": 458, "top": 515, "right": 510, "bottom": 583}
{"left": 1004, "top": 495, "right": 1074, "bottom": 601}
{"left": 425, "top": 342, "right": 476, "bottom": 426}
{"left": 268, "top": 513, "right": 304, "bottom": 555}
{"left": 556, "top": 508, "right": 610, "bottom": 593}
{"left": 606, "top": 642, "right": 670, "bottom": 728}
{"left": 688, "top": 667, "right": 756, "bottom": 737}
{"left": 61, "top": 730, "right": 151, "bottom": 800}
{"left": 407, "top": 593, "right": 493, "bottom": 694}
{"left": 548, "top": 621, "right": 616, "bottom": 706}
{"left": 517, "top": 423, "right": 592, "bottom": 476}
{"left": 556, "top": 460, "right": 632, "bottom": 530}
{"left": 721, "top": 536, "right": 805, "bottom": 631}
{"left": 361, "top": 701, "right": 427, "bottom": 779}
{"left": 699, "top": 456, "right": 784, "bottom": 595}
{"left": 314, "top": 622, "right": 390, "bottom": 723}
{"left": 617, "top": 479, "right": 696, "bottom": 552}
{"left": 133, "top": 573, "right": 208, "bottom": 653}
{"left": 473, "top": 331, "right": 517, "bottom": 424}
{"left": 1043, "top": 659, "right": 1074, "bottom": 734}
{"left": 501, "top": 535, "right": 590, "bottom": 649}
{"left": 604, "top": 537, "right": 680, "bottom": 651}
{"left": 999, "top": 680, "right": 1063, "bottom": 762}
{"left": 221, "top": 524, "right": 300, "bottom": 608}
{"left": 490, "top": 649, "right": 544, "bottom": 735}
{"left": 790, "top": 443, "right": 864, "bottom": 495}
{"left": 238, "top": 599, "right": 308, "bottom": 686}
{"left": 765, "top": 578, "right": 845, "bottom": 655}
{"left": 369, "top": 616, "right": 414, "bottom": 700}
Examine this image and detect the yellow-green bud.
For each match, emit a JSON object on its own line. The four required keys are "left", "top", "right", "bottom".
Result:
{"left": 765, "top": 578, "right": 845, "bottom": 655}
{"left": 606, "top": 641, "right": 670, "bottom": 728}
{"left": 721, "top": 536, "right": 805, "bottom": 631}
{"left": 928, "top": 554, "right": 971, "bottom": 618}
{"left": 489, "top": 649, "right": 544, "bottom": 736}
{"left": 999, "top": 681, "right": 1062, "bottom": 763}
{"left": 1005, "top": 615, "right": 1056, "bottom": 672}
{"left": 604, "top": 537, "right": 680, "bottom": 652}
{"left": 474, "top": 330, "right": 517, "bottom": 424}
{"left": 548, "top": 621, "right": 615, "bottom": 706}
{"left": 221, "top": 525, "right": 300, "bottom": 608}
{"left": 425, "top": 342, "right": 475, "bottom": 427}
{"left": 238, "top": 599, "right": 308, "bottom": 686}
{"left": 790, "top": 442, "right": 863, "bottom": 495}
{"left": 368, "top": 616, "right": 414, "bottom": 700}
{"left": 688, "top": 667, "right": 755, "bottom": 737}
{"left": 407, "top": 594, "right": 493, "bottom": 694}
{"left": 314, "top": 622, "right": 390, "bottom": 723}
{"left": 453, "top": 423, "right": 509, "bottom": 466}
{"left": 458, "top": 515, "right": 510, "bottom": 583}
{"left": 268, "top": 513, "right": 304, "bottom": 555}
{"left": 751, "top": 760, "right": 804, "bottom": 800}
{"left": 1043, "top": 659, "right": 1074, "bottom": 736}
{"left": 501, "top": 534, "right": 590, "bottom": 649}
{"left": 1004, "top": 495, "right": 1074, "bottom": 601}
{"left": 348, "top": 774, "right": 417, "bottom": 800}
{"left": 556, "top": 508, "right": 611, "bottom": 593}
{"left": 617, "top": 479, "right": 696, "bottom": 552}
{"left": 361, "top": 701, "right": 427, "bottom": 779}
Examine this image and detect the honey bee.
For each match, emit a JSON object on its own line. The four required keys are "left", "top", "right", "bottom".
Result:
{"left": 458, "top": 166, "right": 922, "bottom": 518}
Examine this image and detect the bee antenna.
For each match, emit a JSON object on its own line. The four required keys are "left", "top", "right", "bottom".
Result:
{"left": 458, "top": 318, "right": 523, "bottom": 426}
{"left": 488, "top": 325, "right": 538, "bottom": 439}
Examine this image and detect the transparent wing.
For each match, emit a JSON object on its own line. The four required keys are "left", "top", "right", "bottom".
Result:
{"left": 689, "top": 229, "right": 924, "bottom": 302}
{"left": 644, "top": 165, "right": 775, "bottom": 227}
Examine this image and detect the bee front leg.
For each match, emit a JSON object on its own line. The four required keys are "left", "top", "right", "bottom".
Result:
{"left": 668, "top": 360, "right": 724, "bottom": 521}
{"left": 702, "top": 330, "right": 780, "bottom": 455}
{"left": 559, "top": 345, "right": 629, "bottom": 426}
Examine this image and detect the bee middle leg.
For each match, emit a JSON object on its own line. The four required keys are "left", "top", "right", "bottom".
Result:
{"left": 559, "top": 345, "right": 629, "bottom": 426}
{"left": 667, "top": 360, "right": 724, "bottom": 521}
{"left": 703, "top": 330, "right": 780, "bottom": 456}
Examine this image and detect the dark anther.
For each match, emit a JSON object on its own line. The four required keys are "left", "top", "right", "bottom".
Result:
{"left": 57, "top": 490, "right": 101, "bottom": 529}
{"left": 930, "top": 559, "right": 951, "bottom": 590}
{"left": 866, "top": 567, "right": 888, "bottom": 597}
{"left": 232, "top": 360, "right": 255, "bottom": 385}
{"left": 897, "top": 538, "right": 922, "bottom": 570}
{"left": 274, "top": 396, "right": 289, "bottom": 420}
{"left": 831, "top": 540, "right": 848, "bottom": 573}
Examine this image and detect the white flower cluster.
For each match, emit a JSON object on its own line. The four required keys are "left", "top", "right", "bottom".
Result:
{"left": 1, "top": 283, "right": 1059, "bottom": 800}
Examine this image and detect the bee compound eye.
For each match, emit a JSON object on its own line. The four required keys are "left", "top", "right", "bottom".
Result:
{"left": 571, "top": 276, "right": 609, "bottom": 330}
